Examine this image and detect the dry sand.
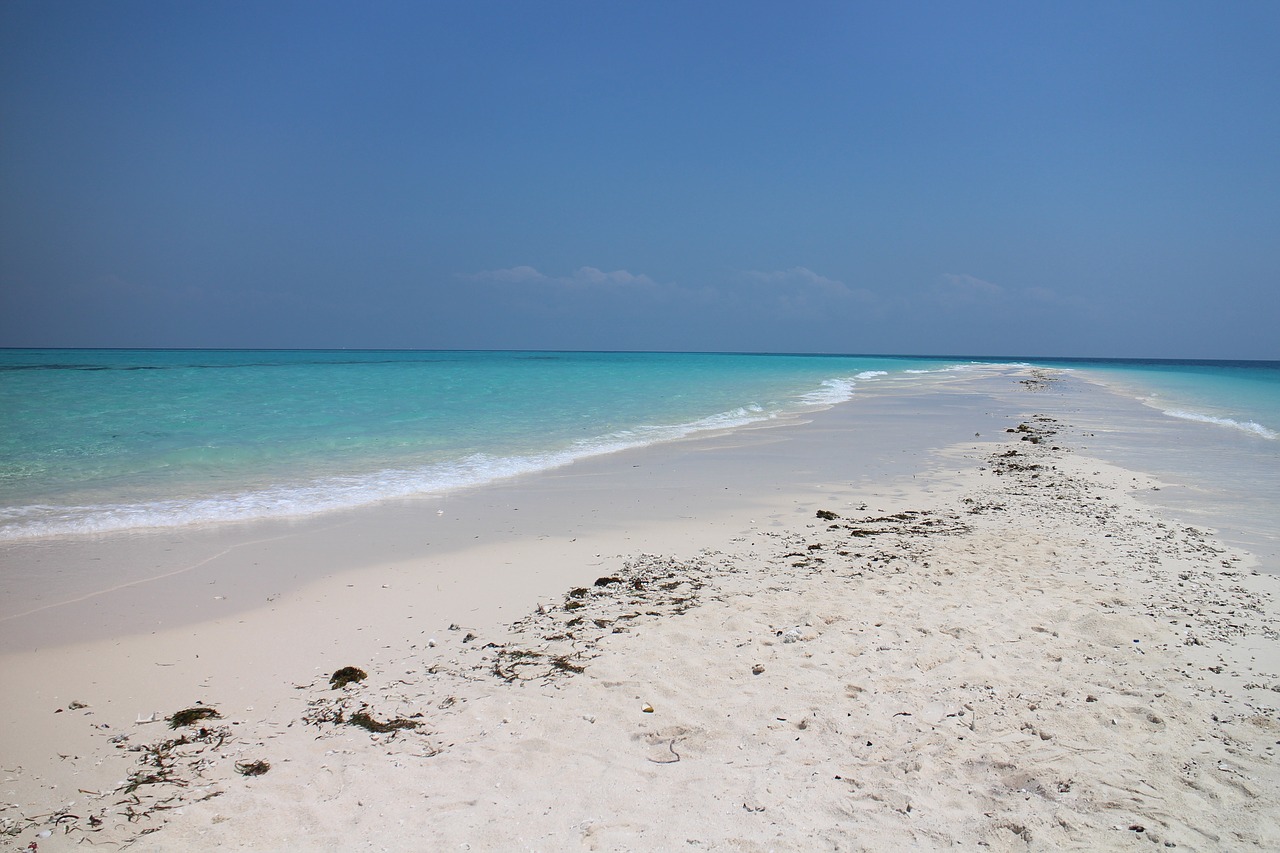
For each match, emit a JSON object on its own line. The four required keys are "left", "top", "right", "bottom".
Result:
{"left": 2, "top": 369, "right": 1278, "bottom": 851}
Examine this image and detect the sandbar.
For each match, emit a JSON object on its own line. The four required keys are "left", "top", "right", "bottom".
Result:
{"left": 1, "top": 366, "right": 1277, "bottom": 851}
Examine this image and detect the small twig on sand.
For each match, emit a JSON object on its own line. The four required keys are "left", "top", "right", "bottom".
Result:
{"left": 648, "top": 738, "right": 681, "bottom": 764}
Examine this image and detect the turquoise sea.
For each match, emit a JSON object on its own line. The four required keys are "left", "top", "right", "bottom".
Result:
{"left": 1, "top": 350, "right": 1277, "bottom": 545}
{"left": 1029, "top": 357, "right": 1280, "bottom": 441}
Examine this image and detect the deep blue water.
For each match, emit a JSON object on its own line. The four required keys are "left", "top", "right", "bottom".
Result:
{"left": 2, "top": 350, "right": 1276, "bottom": 542}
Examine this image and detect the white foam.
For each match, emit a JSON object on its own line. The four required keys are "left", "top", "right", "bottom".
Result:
{"left": 0, "top": 402, "right": 794, "bottom": 542}
{"left": 0, "top": 452, "right": 570, "bottom": 541}
{"left": 1163, "top": 410, "right": 1278, "bottom": 440}
{"left": 904, "top": 364, "right": 980, "bottom": 374}
{"left": 797, "top": 377, "right": 860, "bottom": 406}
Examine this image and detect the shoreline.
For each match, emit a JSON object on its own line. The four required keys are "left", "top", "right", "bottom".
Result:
{"left": 0, "top": 365, "right": 1010, "bottom": 651}
{"left": 2, "top": 363, "right": 1274, "bottom": 651}
{"left": 2, "top": 368, "right": 1278, "bottom": 850}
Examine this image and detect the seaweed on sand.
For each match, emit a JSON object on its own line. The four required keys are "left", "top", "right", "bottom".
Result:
{"left": 347, "top": 710, "right": 419, "bottom": 733}
{"left": 329, "top": 666, "right": 368, "bottom": 689}
{"left": 167, "top": 707, "right": 220, "bottom": 729}
{"left": 551, "top": 655, "right": 585, "bottom": 674}
{"left": 123, "top": 726, "right": 228, "bottom": 793}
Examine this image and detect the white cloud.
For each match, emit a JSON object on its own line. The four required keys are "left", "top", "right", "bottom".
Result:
{"left": 569, "top": 267, "right": 658, "bottom": 288}
{"left": 1023, "top": 285, "right": 1064, "bottom": 304}
{"left": 932, "top": 274, "right": 1069, "bottom": 311}
{"left": 465, "top": 265, "right": 658, "bottom": 289}
{"left": 746, "top": 266, "right": 846, "bottom": 292}
{"left": 937, "top": 273, "right": 1004, "bottom": 301}
{"left": 466, "top": 265, "right": 550, "bottom": 284}
{"left": 740, "top": 267, "right": 877, "bottom": 310}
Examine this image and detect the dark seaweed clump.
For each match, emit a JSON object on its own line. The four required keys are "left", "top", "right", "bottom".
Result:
{"left": 235, "top": 759, "right": 271, "bottom": 777}
{"left": 348, "top": 710, "right": 419, "bottom": 733}
{"left": 329, "top": 666, "right": 368, "bottom": 689}
{"left": 167, "top": 706, "right": 221, "bottom": 729}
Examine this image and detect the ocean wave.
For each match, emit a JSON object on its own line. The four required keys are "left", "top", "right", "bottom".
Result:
{"left": 0, "top": 401, "right": 794, "bottom": 542}
{"left": 1163, "top": 410, "right": 1278, "bottom": 440}
{"left": 0, "top": 450, "right": 588, "bottom": 541}
{"left": 625, "top": 404, "right": 771, "bottom": 438}
{"left": 904, "top": 364, "right": 979, "bottom": 374}
{"left": 797, "top": 377, "right": 860, "bottom": 406}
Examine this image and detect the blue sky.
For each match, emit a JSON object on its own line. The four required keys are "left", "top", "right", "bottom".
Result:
{"left": 2, "top": 1, "right": 1277, "bottom": 358}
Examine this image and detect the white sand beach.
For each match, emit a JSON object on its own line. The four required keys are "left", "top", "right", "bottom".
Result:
{"left": 2, "top": 368, "right": 1278, "bottom": 851}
